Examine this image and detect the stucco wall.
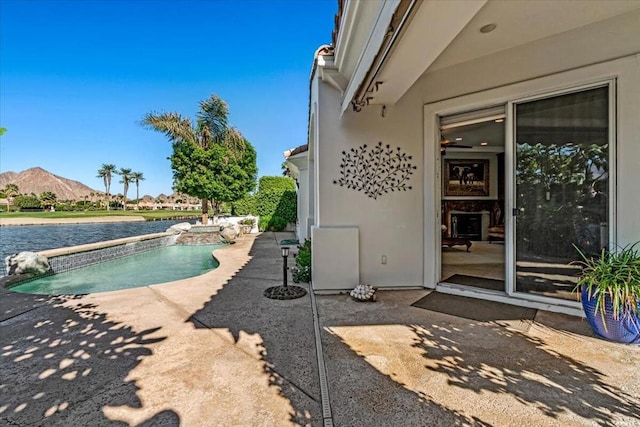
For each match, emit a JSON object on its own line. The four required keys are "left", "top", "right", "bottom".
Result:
{"left": 313, "top": 79, "right": 424, "bottom": 288}
{"left": 312, "top": 11, "right": 640, "bottom": 292}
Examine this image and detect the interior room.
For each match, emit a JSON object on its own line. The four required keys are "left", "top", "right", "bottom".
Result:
{"left": 440, "top": 111, "right": 506, "bottom": 291}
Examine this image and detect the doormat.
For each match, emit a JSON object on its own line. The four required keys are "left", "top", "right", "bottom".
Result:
{"left": 411, "top": 292, "right": 537, "bottom": 324}
{"left": 443, "top": 274, "right": 504, "bottom": 291}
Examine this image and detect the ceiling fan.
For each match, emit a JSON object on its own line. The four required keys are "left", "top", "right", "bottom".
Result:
{"left": 440, "top": 137, "right": 472, "bottom": 154}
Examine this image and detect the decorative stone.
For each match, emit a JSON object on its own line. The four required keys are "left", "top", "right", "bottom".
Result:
{"left": 219, "top": 226, "right": 238, "bottom": 243}
{"left": 5, "top": 252, "right": 51, "bottom": 276}
{"left": 350, "top": 283, "right": 377, "bottom": 302}
{"left": 166, "top": 222, "right": 192, "bottom": 234}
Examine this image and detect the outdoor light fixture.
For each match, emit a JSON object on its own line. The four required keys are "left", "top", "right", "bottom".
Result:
{"left": 264, "top": 245, "right": 307, "bottom": 300}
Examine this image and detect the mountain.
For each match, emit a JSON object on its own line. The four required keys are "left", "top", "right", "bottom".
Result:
{"left": 0, "top": 167, "right": 98, "bottom": 201}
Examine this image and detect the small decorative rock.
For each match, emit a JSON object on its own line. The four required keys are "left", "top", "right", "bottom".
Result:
{"left": 5, "top": 252, "right": 51, "bottom": 276}
{"left": 166, "top": 222, "right": 192, "bottom": 234}
{"left": 350, "top": 283, "right": 377, "bottom": 302}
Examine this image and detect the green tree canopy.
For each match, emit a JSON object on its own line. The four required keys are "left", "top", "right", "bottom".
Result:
{"left": 39, "top": 191, "right": 57, "bottom": 209}
{"left": 142, "top": 94, "right": 257, "bottom": 222}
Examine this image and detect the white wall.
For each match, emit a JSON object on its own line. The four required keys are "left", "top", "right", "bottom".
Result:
{"left": 312, "top": 75, "right": 424, "bottom": 289}
{"left": 311, "top": 10, "right": 640, "bottom": 292}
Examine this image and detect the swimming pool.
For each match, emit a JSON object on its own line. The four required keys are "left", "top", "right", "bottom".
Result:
{"left": 10, "top": 244, "right": 224, "bottom": 295}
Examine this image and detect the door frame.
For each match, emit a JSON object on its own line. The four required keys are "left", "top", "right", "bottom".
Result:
{"left": 424, "top": 64, "right": 619, "bottom": 317}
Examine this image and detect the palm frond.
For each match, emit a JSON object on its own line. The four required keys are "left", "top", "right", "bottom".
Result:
{"left": 220, "top": 127, "right": 247, "bottom": 160}
{"left": 197, "top": 95, "right": 228, "bottom": 146}
{"left": 142, "top": 112, "right": 196, "bottom": 144}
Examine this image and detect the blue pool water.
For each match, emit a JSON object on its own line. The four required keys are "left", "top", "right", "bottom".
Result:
{"left": 0, "top": 219, "right": 195, "bottom": 276}
{"left": 10, "top": 244, "right": 224, "bottom": 295}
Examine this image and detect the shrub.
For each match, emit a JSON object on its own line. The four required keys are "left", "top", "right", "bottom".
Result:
{"left": 232, "top": 176, "right": 297, "bottom": 225}
{"left": 268, "top": 216, "right": 287, "bottom": 231}
{"left": 293, "top": 239, "right": 311, "bottom": 283}
{"left": 232, "top": 195, "right": 257, "bottom": 216}
{"left": 258, "top": 215, "right": 271, "bottom": 232}
{"left": 13, "top": 195, "right": 42, "bottom": 209}
{"left": 239, "top": 217, "right": 256, "bottom": 226}
{"left": 258, "top": 176, "right": 295, "bottom": 193}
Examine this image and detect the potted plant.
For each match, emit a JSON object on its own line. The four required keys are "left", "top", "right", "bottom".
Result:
{"left": 238, "top": 217, "right": 255, "bottom": 234}
{"left": 573, "top": 243, "right": 640, "bottom": 344}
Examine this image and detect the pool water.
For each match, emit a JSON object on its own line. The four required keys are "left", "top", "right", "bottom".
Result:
{"left": 10, "top": 244, "right": 224, "bottom": 295}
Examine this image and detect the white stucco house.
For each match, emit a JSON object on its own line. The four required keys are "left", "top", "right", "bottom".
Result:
{"left": 285, "top": 0, "right": 640, "bottom": 316}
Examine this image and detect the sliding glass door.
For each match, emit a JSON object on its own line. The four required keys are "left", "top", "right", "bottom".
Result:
{"left": 513, "top": 85, "right": 611, "bottom": 300}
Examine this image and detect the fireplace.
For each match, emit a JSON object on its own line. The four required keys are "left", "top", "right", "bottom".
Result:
{"left": 447, "top": 211, "right": 490, "bottom": 241}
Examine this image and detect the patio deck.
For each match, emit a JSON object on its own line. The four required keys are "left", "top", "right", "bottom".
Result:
{"left": 1, "top": 232, "right": 639, "bottom": 426}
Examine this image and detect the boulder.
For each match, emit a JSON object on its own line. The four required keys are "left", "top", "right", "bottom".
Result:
{"left": 218, "top": 220, "right": 241, "bottom": 236}
{"left": 5, "top": 252, "right": 50, "bottom": 276}
{"left": 166, "top": 222, "right": 192, "bottom": 234}
{"left": 219, "top": 226, "right": 238, "bottom": 243}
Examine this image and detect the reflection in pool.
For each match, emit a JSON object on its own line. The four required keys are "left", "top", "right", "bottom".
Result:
{"left": 11, "top": 244, "right": 224, "bottom": 295}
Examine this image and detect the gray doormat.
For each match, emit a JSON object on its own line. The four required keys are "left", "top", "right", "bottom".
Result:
{"left": 443, "top": 274, "right": 504, "bottom": 291}
{"left": 412, "top": 291, "right": 537, "bottom": 323}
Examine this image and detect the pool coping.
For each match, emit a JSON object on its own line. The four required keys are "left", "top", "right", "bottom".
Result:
{"left": 2, "top": 232, "right": 183, "bottom": 289}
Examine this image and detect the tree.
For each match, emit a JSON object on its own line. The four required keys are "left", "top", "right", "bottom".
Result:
{"left": 3, "top": 183, "right": 19, "bottom": 212}
{"left": 97, "top": 164, "right": 117, "bottom": 211}
{"left": 13, "top": 194, "right": 41, "bottom": 209}
{"left": 142, "top": 94, "right": 257, "bottom": 224}
{"left": 130, "top": 171, "right": 145, "bottom": 210}
{"left": 117, "top": 167, "right": 132, "bottom": 210}
{"left": 39, "top": 191, "right": 57, "bottom": 210}
{"left": 0, "top": 127, "right": 6, "bottom": 136}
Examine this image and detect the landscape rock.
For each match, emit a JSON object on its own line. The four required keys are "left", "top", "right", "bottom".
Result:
{"left": 219, "top": 226, "right": 238, "bottom": 243}
{"left": 166, "top": 222, "right": 192, "bottom": 234}
{"left": 5, "top": 252, "right": 51, "bottom": 276}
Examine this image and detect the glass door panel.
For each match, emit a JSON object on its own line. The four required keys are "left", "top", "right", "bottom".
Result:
{"left": 514, "top": 86, "right": 610, "bottom": 300}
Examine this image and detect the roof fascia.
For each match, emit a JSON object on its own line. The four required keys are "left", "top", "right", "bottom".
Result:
{"left": 333, "top": 0, "right": 362, "bottom": 74}
{"left": 339, "top": 0, "right": 400, "bottom": 114}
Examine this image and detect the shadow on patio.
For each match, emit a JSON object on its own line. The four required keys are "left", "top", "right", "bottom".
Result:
{"left": 318, "top": 291, "right": 640, "bottom": 426}
{"left": 188, "top": 232, "right": 322, "bottom": 426}
{"left": 0, "top": 292, "right": 172, "bottom": 426}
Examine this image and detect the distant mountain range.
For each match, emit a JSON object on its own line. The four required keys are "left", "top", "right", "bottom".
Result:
{"left": 0, "top": 167, "right": 98, "bottom": 201}
{"left": 0, "top": 167, "right": 197, "bottom": 204}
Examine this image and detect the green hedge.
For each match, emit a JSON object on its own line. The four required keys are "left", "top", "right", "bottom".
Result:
{"left": 258, "top": 176, "right": 295, "bottom": 193}
{"left": 232, "top": 195, "right": 257, "bottom": 216}
{"left": 232, "top": 175, "right": 296, "bottom": 228}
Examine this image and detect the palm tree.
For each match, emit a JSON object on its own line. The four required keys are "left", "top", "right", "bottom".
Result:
{"left": 3, "top": 183, "right": 19, "bottom": 212}
{"left": 142, "top": 94, "right": 247, "bottom": 224}
{"left": 97, "top": 164, "right": 117, "bottom": 211}
{"left": 117, "top": 168, "right": 132, "bottom": 210}
{"left": 130, "top": 171, "right": 145, "bottom": 210}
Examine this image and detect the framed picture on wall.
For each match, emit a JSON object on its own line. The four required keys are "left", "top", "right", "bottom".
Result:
{"left": 444, "top": 159, "right": 489, "bottom": 196}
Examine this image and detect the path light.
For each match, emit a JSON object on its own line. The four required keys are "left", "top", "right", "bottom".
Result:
{"left": 263, "top": 245, "right": 307, "bottom": 300}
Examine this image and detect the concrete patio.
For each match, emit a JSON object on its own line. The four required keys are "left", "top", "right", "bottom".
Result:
{"left": 1, "top": 232, "right": 639, "bottom": 426}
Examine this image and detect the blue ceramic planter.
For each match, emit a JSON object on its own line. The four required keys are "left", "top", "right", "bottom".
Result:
{"left": 581, "top": 287, "right": 640, "bottom": 344}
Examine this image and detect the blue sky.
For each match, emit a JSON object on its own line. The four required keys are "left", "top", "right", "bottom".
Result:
{"left": 0, "top": 0, "right": 335, "bottom": 196}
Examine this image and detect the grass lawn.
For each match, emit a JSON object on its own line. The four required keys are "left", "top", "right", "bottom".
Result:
{"left": 0, "top": 210, "right": 204, "bottom": 221}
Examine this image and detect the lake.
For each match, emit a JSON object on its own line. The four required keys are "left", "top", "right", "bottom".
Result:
{"left": 0, "top": 219, "right": 195, "bottom": 276}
